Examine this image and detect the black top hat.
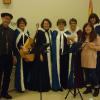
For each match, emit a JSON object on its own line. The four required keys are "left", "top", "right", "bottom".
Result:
{"left": 1, "top": 12, "right": 13, "bottom": 19}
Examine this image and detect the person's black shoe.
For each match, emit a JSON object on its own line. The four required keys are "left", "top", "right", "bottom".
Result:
{"left": 52, "top": 88, "right": 63, "bottom": 92}
{"left": 59, "top": 88, "right": 63, "bottom": 92}
{"left": 83, "top": 88, "right": 92, "bottom": 94}
{"left": 93, "top": 88, "right": 99, "bottom": 97}
{"left": 1, "top": 94, "right": 12, "bottom": 99}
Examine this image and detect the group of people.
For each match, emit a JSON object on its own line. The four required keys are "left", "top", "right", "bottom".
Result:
{"left": 0, "top": 12, "right": 100, "bottom": 99}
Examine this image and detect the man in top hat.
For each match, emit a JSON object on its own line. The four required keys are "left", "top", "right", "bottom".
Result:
{"left": 0, "top": 12, "right": 17, "bottom": 99}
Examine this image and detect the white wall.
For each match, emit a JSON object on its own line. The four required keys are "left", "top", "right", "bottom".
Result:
{"left": 0, "top": 0, "right": 100, "bottom": 37}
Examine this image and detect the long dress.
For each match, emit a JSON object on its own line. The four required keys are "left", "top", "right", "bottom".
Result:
{"left": 55, "top": 29, "right": 69, "bottom": 89}
{"left": 51, "top": 30, "right": 61, "bottom": 91}
{"left": 66, "top": 28, "right": 84, "bottom": 89}
{"left": 15, "top": 28, "right": 31, "bottom": 92}
{"left": 95, "top": 23, "right": 100, "bottom": 85}
{"left": 28, "top": 28, "right": 52, "bottom": 92}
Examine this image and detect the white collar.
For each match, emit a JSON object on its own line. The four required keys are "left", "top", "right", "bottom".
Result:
{"left": 66, "top": 26, "right": 80, "bottom": 34}
{"left": 38, "top": 28, "right": 52, "bottom": 33}
{"left": 38, "top": 28, "right": 45, "bottom": 32}
{"left": 94, "top": 23, "right": 100, "bottom": 28}
{"left": 55, "top": 28, "right": 67, "bottom": 34}
{"left": 17, "top": 27, "right": 28, "bottom": 34}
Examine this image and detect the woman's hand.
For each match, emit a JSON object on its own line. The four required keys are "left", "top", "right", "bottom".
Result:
{"left": 40, "top": 54, "right": 44, "bottom": 62}
{"left": 67, "top": 35, "right": 77, "bottom": 44}
{"left": 20, "top": 46, "right": 29, "bottom": 53}
{"left": 13, "top": 56, "right": 17, "bottom": 65}
{"left": 88, "top": 42, "right": 95, "bottom": 50}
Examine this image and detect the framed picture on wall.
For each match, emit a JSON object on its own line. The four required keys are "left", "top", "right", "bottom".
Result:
{"left": 3, "top": 0, "right": 11, "bottom": 4}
